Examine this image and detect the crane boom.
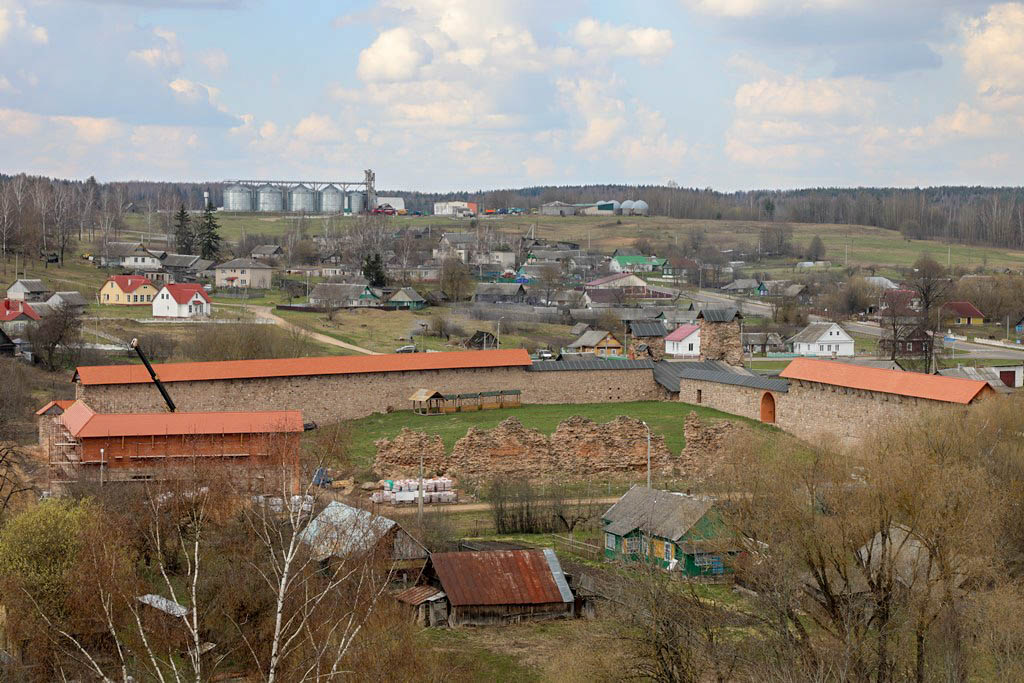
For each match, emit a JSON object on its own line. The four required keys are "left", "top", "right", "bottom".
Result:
{"left": 130, "top": 338, "right": 177, "bottom": 412}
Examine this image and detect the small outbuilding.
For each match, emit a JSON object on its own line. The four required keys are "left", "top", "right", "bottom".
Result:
{"left": 410, "top": 389, "right": 446, "bottom": 415}
{"left": 299, "top": 501, "right": 428, "bottom": 570}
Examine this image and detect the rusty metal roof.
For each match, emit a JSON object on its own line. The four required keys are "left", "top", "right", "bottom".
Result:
{"left": 395, "top": 585, "right": 445, "bottom": 606}
{"left": 429, "top": 549, "right": 572, "bottom": 607}
{"left": 74, "top": 349, "right": 533, "bottom": 386}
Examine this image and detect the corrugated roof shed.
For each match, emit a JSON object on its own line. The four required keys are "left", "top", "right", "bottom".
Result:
{"left": 781, "top": 358, "right": 992, "bottom": 404}
{"left": 74, "top": 349, "right": 533, "bottom": 385}
{"left": 299, "top": 501, "right": 398, "bottom": 561}
{"left": 395, "top": 585, "right": 445, "bottom": 606}
{"left": 603, "top": 486, "right": 713, "bottom": 543}
{"left": 430, "top": 549, "right": 572, "bottom": 606}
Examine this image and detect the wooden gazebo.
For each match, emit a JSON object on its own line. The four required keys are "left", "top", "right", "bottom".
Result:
{"left": 410, "top": 389, "right": 446, "bottom": 416}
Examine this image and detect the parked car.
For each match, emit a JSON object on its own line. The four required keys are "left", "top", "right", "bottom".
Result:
{"left": 395, "top": 344, "right": 417, "bottom": 353}
{"left": 537, "top": 349, "right": 554, "bottom": 360}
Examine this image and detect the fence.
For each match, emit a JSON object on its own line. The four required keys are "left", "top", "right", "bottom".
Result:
{"left": 552, "top": 534, "right": 603, "bottom": 561}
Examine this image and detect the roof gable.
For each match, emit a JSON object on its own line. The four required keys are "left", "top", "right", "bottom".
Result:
{"left": 788, "top": 322, "right": 852, "bottom": 344}
{"left": 603, "top": 486, "right": 713, "bottom": 542}
{"left": 105, "top": 275, "right": 154, "bottom": 293}
{"left": 160, "top": 284, "right": 211, "bottom": 305}
{"left": 696, "top": 307, "right": 741, "bottom": 322}
{"left": 0, "top": 299, "right": 41, "bottom": 321}
{"left": 665, "top": 324, "right": 699, "bottom": 342}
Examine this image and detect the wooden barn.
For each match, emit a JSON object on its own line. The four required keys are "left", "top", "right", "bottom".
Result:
{"left": 397, "top": 549, "right": 575, "bottom": 627}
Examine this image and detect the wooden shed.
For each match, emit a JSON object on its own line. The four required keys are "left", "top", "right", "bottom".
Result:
{"left": 410, "top": 389, "right": 446, "bottom": 415}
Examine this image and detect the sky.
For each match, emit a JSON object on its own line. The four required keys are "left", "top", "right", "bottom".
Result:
{"left": 0, "top": 0, "right": 1022, "bottom": 191}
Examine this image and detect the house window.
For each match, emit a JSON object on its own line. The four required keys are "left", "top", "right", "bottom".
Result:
{"left": 695, "top": 553, "right": 725, "bottom": 575}
{"left": 625, "top": 536, "right": 640, "bottom": 554}
{"left": 605, "top": 533, "right": 616, "bottom": 551}
{"left": 696, "top": 389, "right": 702, "bottom": 404}
{"left": 688, "top": 343, "right": 694, "bottom": 351}
{"left": 664, "top": 541, "right": 673, "bottom": 562}
{"left": 819, "top": 344, "right": 824, "bottom": 351}
{"left": 241, "top": 269, "right": 246, "bottom": 274}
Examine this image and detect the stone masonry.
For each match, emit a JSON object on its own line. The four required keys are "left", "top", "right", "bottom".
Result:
{"left": 699, "top": 318, "right": 743, "bottom": 366}
{"left": 373, "top": 429, "right": 447, "bottom": 477}
{"left": 77, "top": 366, "right": 663, "bottom": 425}
{"left": 371, "top": 415, "right": 675, "bottom": 480}
{"left": 677, "top": 411, "right": 741, "bottom": 481}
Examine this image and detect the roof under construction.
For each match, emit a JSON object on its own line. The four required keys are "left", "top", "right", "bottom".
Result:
{"left": 429, "top": 549, "right": 573, "bottom": 606}
{"left": 73, "top": 349, "right": 534, "bottom": 386}
{"left": 59, "top": 401, "right": 304, "bottom": 438}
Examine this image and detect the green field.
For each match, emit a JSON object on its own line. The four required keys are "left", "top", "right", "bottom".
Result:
{"left": 343, "top": 401, "right": 764, "bottom": 468}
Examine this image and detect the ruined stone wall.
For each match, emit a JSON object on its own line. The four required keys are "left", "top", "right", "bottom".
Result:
{"left": 372, "top": 415, "right": 675, "bottom": 480}
{"left": 677, "top": 411, "right": 741, "bottom": 481}
{"left": 699, "top": 319, "right": 743, "bottom": 366}
{"left": 677, "top": 376, "right": 964, "bottom": 448}
{"left": 78, "top": 367, "right": 662, "bottom": 424}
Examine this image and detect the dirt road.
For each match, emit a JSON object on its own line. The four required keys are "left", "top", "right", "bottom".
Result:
{"left": 383, "top": 496, "right": 625, "bottom": 515}
{"left": 217, "top": 303, "right": 379, "bottom": 355}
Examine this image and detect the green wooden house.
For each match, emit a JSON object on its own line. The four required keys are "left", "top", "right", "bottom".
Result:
{"left": 601, "top": 486, "right": 738, "bottom": 577}
{"left": 387, "top": 287, "right": 427, "bottom": 310}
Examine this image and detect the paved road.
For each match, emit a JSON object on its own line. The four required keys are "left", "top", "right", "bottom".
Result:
{"left": 217, "top": 303, "right": 379, "bottom": 355}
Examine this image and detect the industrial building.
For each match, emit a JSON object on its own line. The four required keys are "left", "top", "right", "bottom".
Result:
{"left": 433, "top": 200, "right": 477, "bottom": 217}
{"left": 221, "top": 169, "right": 378, "bottom": 214}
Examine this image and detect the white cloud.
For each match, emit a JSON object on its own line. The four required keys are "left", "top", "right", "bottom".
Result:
{"left": 198, "top": 48, "right": 229, "bottom": 74}
{"left": 522, "top": 156, "right": 555, "bottom": 179}
{"left": 293, "top": 113, "right": 342, "bottom": 142}
{"left": 0, "top": 2, "right": 47, "bottom": 45}
{"left": 684, "top": 0, "right": 856, "bottom": 18}
{"left": 734, "top": 75, "right": 873, "bottom": 117}
{"left": 0, "top": 107, "right": 42, "bottom": 136}
{"left": 54, "top": 116, "right": 122, "bottom": 144}
{"left": 929, "top": 102, "right": 995, "bottom": 137}
{"left": 571, "top": 18, "right": 674, "bottom": 59}
{"left": 130, "top": 28, "right": 182, "bottom": 68}
{"left": 356, "top": 27, "right": 429, "bottom": 81}
{"left": 963, "top": 3, "right": 1024, "bottom": 110}
{"left": 0, "top": 75, "right": 12, "bottom": 92}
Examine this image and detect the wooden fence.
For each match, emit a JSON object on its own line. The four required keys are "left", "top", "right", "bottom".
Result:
{"left": 552, "top": 534, "right": 603, "bottom": 561}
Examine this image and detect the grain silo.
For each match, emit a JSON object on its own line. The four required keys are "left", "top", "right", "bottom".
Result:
{"left": 290, "top": 184, "right": 316, "bottom": 213}
{"left": 348, "top": 191, "right": 364, "bottom": 215}
{"left": 320, "top": 185, "right": 344, "bottom": 213}
{"left": 223, "top": 184, "right": 252, "bottom": 212}
{"left": 257, "top": 184, "right": 284, "bottom": 212}
{"left": 633, "top": 199, "right": 650, "bottom": 216}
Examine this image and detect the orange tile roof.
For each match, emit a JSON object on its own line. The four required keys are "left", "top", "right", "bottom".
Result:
{"left": 105, "top": 275, "right": 154, "bottom": 293}
{"left": 35, "top": 399, "right": 76, "bottom": 415}
{"left": 160, "top": 283, "right": 211, "bottom": 305}
{"left": 74, "top": 349, "right": 533, "bottom": 386}
{"left": 0, "top": 299, "right": 41, "bottom": 321}
{"left": 59, "top": 401, "right": 303, "bottom": 438}
{"left": 779, "top": 358, "right": 992, "bottom": 404}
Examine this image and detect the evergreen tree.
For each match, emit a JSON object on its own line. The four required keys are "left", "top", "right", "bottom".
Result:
{"left": 807, "top": 235, "right": 826, "bottom": 261}
{"left": 195, "top": 202, "right": 222, "bottom": 261}
{"left": 173, "top": 204, "right": 194, "bottom": 254}
{"left": 362, "top": 253, "right": 387, "bottom": 287}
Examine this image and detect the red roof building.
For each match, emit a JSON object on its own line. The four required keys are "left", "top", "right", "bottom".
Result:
{"left": 780, "top": 358, "right": 993, "bottom": 404}
{"left": 943, "top": 301, "right": 985, "bottom": 325}
{"left": 45, "top": 401, "right": 304, "bottom": 492}
{"left": 74, "top": 348, "right": 533, "bottom": 386}
{"left": 162, "top": 283, "right": 211, "bottom": 305}
{"left": 0, "top": 298, "right": 41, "bottom": 322}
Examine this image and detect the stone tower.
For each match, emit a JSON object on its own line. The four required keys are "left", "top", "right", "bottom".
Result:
{"left": 697, "top": 307, "right": 743, "bottom": 366}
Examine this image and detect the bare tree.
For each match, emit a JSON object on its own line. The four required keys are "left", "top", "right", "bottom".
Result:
{"left": 28, "top": 302, "right": 83, "bottom": 371}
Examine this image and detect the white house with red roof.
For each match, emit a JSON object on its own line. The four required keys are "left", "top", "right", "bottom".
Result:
{"left": 153, "top": 283, "right": 211, "bottom": 318}
{"left": 99, "top": 275, "right": 158, "bottom": 306}
{"left": 665, "top": 323, "right": 700, "bottom": 358}
{"left": 0, "top": 298, "right": 41, "bottom": 335}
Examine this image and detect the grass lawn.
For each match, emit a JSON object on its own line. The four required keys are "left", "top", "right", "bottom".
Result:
{"left": 747, "top": 359, "right": 792, "bottom": 372}
{"left": 343, "top": 401, "right": 764, "bottom": 468}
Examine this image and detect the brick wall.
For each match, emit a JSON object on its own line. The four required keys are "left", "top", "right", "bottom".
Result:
{"left": 678, "top": 376, "right": 965, "bottom": 448}
{"left": 77, "top": 367, "right": 663, "bottom": 424}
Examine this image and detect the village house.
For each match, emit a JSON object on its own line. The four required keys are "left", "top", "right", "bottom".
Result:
{"left": 665, "top": 323, "right": 700, "bottom": 358}
{"left": 214, "top": 258, "right": 273, "bottom": 289}
{"left": 396, "top": 549, "right": 574, "bottom": 627}
{"left": 6, "top": 278, "right": 52, "bottom": 302}
{"left": 300, "top": 501, "right": 427, "bottom": 571}
{"left": 936, "top": 365, "right": 1020, "bottom": 393}
{"left": 879, "top": 326, "right": 931, "bottom": 357}
{"left": 250, "top": 244, "right": 284, "bottom": 261}
{"left": 160, "top": 254, "right": 214, "bottom": 282}
{"left": 609, "top": 254, "right": 665, "bottom": 273}
{"left": 473, "top": 282, "right": 527, "bottom": 304}
{"left": 943, "top": 301, "right": 985, "bottom": 326}
{"left": 99, "top": 275, "right": 158, "bottom": 306}
{"left": 433, "top": 232, "right": 475, "bottom": 262}
{"left": 742, "top": 332, "right": 784, "bottom": 355}
{"left": 102, "top": 242, "right": 164, "bottom": 271}
{"left": 153, "top": 283, "right": 211, "bottom": 318}
{"left": 567, "top": 329, "right": 624, "bottom": 357}
{"left": 46, "top": 291, "right": 88, "bottom": 315}
{"left": 580, "top": 288, "right": 625, "bottom": 308}
{"left": 0, "top": 299, "right": 41, "bottom": 336}
{"left": 721, "top": 278, "right": 759, "bottom": 294}
{"left": 787, "top": 322, "right": 855, "bottom": 357}
{"left": 308, "top": 282, "right": 382, "bottom": 308}
{"left": 385, "top": 287, "right": 426, "bottom": 310}
{"left": 602, "top": 486, "right": 737, "bottom": 577}
{"left": 43, "top": 400, "right": 304, "bottom": 493}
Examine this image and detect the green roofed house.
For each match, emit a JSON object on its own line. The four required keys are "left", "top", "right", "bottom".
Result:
{"left": 610, "top": 255, "right": 666, "bottom": 274}
{"left": 601, "top": 486, "right": 739, "bottom": 577}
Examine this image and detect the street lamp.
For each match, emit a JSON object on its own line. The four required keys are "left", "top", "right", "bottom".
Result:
{"left": 497, "top": 316, "right": 505, "bottom": 348}
{"left": 641, "top": 420, "right": 651, "bottom": 489}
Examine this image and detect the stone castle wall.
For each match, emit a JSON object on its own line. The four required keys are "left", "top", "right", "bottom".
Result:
{"left": 677, "top": 376, "right": 963, "bottom": 448}
{"left": 700, "top": 319, "right": 743, "bottom": 366}
{"left": 77, "top": 366, "right": 663, "bottom": 424}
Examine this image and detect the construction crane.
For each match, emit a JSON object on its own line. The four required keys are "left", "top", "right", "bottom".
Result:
{"left": 130, "top": 338, "right": 176, "bottom": 413}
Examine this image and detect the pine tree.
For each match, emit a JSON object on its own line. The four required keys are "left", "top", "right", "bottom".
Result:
{"left": 195, "top": 202, "right": 222, "bottom": 261}
{"left": 362, "top": 253, "right": 387, "bottom": 287}
{"left": 173, "top": 204, "right": 194, "bottom": 254}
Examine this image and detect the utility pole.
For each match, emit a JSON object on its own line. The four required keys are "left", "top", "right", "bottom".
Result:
{"left": 643, "top": 421, "right": 651, "bottom": 489}
{"left": 418, "top": 450, "right": 424, "bottom": 523}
